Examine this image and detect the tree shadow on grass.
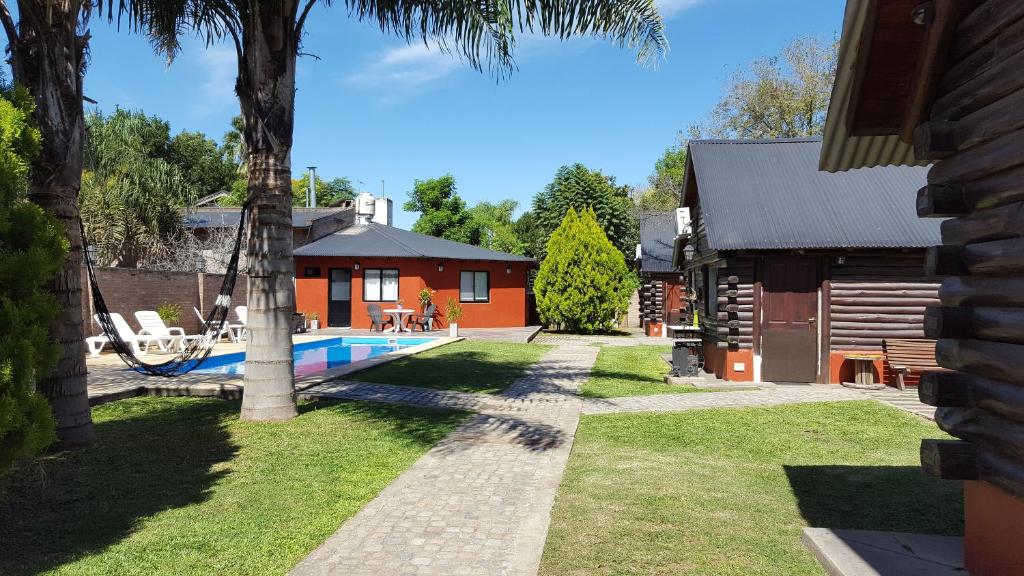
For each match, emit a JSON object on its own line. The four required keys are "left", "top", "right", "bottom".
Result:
{"left": 352, "top": 350, "right": 538, "bottom": 394}
{"left": 298, "top": 399, "right": 469, "bottom": 448}
{"left": 0, "top": 398, "right": 238, "bottom": 576}
{"left": 784, "top": 465, "right": 963, "bottom": 536}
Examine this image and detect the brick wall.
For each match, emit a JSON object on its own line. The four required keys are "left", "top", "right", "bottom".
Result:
{"left": 81, "top": 267, "right": 248, "bottom": 336}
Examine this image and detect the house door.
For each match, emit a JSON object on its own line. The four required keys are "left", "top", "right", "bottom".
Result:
{"left": 761, "top": 257, "right": 818, "bottom": 382}
{"left": 328, "top": 268, "right": 352, "bottom": 328}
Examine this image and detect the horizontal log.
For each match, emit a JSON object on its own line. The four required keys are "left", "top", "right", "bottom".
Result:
{"left": 917, "top": 163, "right": 1024, "bottom": 217}
{"left": 928, "top": 127, "right": 1024, "bottom": 186}
{"left": 932, "top": 42, "right": 1024, "bottom": 122}
{"left": 829, "top": 267, "right": 928, "bottom": 277}
{"left": 716, "top": 289, "right": 738, "bottom": 298}
{"left": 949, "top": 75, "right": 1024, "bottom": 151}
{"left": 717, "top": 296, "right": 753, "bottom": 305}
{"left": 831, "top": 321, "right": 923, "bottom": 331}
{"left": 832, "top": 305, "right": 928, "bottom": 314}
{"left": 927, "top": 238, "right": 1024, "bottom": 276}
{"left": 831, "top": 329, "right": 925, "bottom": 338}
{"left": 830, "top": 337, "right": 886, "bottom": 347}
{"left": 831, "top": 313, "right": 926, "bottom": 323}
{"left": 829, "top": 282, "right": 939, "bottom": 291}
{"left": 714, "top": 327, "right": 752, "bottom": 336}
{"left": 828, "top": 344, "right": 885, "bottom": 351}
{"left": 724, "top": 304, "right": 753, "bottom": 313}
{"left": 939, "top": 276, "right": 1024, "bottom": 307}
{"left": 925, "top": 305, "right": 1024, "bottom": 344}
{"left": 937, "top": 407, "right": 1024, "bottom": 462}
{"left": 941, "top": 201, "right": 1024, "bottom": 246}
{"left": 920, "top": 439, "right": 978, "bottom": 480}
{"left": 716, "top": 275, "right": 741, "bottom": 285}
{"left": 713, "top": 341, "right": 752, "bottom": 349}
{"left": 936, "top": 338, "right": 1024, "bottom": 382}
{"left": 946, "top": 0, "right": 1024, "bottom": 65}
{"left": 830, "top": 297, "right": 939, "bottom": 307}
{"left": 829, "top": 289, "right": 938, "bottom": 298}
{"left": 920, "top": 371, "right": 1024, "bottom": 422}
{"left": 716, "top": 311, "right": 753, "bottom": 321}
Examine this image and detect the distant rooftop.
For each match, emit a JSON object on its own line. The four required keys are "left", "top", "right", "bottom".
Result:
{"left": 294, "top": 222, "right": 535, "bottom": 263}
{"left": 183, "top": 207, "right": 351, "bottom": 229}
{"left": 638, "top": 211, "right": 677, "bottom": 273}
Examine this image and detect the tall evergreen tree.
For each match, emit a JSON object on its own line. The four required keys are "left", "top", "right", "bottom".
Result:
{"left": 534, "top": 207, "right": 631, "bottom": 334}
{"left": 0, "top": 85, "right": 62, "bottom": 472}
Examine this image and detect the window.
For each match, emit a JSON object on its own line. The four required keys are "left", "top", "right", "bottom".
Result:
{"left": 460, "top": 271, "right": 489, "bottom": 302}
{"left": 304, "top": 267, "right": 321, "bottom": 278}
{"left": 363, "top": 268, "right": 399, "bottom": 301}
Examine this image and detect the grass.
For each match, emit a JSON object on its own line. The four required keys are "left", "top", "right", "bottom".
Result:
{"left": 350, "top": 339, "right": 551, "bottom": 394}
{"left": 539, "top": 401, "right": 962, "bottom": 576}
{"left": 580, "top": 344, "right": 703, "bottom": 398}
{"left": 0, "top": 396, "right": 466, "bottom": 576}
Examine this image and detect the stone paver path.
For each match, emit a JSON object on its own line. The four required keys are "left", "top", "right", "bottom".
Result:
{"left": 581, "top": 385, "right": 866, "bottom": 415}
{"left": 290, "top": 343, "right": 599, "bottom": 576}
{"left": 860, "top": 387, "right": 936, "bottom": 420}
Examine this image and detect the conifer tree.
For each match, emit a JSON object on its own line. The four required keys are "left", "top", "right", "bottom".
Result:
{"left": 0, "top": 85, "right": 62, "bottom": 472}
{"left": 535, "top": 207, "right": 632, "bottom": 334}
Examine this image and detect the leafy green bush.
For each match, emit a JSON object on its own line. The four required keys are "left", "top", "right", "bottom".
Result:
{"left": 534, "top": 208, "right": 632, "bottom": 334}
{"left": 0, "top": 85, "right": 63, "bottom": 473}
{"left": 156, "top": 302, "right": 181, "bottom": 324}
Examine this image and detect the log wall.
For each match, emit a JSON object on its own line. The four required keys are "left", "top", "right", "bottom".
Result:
{"left": 916, "top": 0, "right": 1024, "bottom": 499}
{"left": 706, "top": 258, "right": 755, "bottom": 349}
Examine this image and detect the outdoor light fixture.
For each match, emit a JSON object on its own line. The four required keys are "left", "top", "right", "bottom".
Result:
{"left": 506, "top": 266, "right": 512, "bottom": 274}
{"left": 194, "top": 255, "right": 206, "bottom": 273}
{"left": 354, "top": 262, "right": 360, "bottom": 270}
{"left": 835, "top": 255, "right": 846, "bottom": 265}
{"left": 438, "top": 262, "right": 445, "bottom": 272}
{"left": 683, "top": 243, "right": 695, "bottom": 261}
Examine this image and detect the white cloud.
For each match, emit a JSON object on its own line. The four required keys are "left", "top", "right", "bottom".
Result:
{"left": 655, "top": 0, "right": 705, "bottom": 18}
{"left": 191, "top": 42, "right": 238, "bottom": 116}
{"left": 345, "top": 43, "right": 461, "bottom": 96}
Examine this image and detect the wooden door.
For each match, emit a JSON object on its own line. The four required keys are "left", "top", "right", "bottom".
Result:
{"left": 328, "top": 268, "right": 352, "bottom": 328}
{"left": 761, "top": 257, "right": 818, "bottom": 382}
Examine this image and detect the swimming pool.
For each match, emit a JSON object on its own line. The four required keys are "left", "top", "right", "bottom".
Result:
{"left": 186, "top": 337, "right": 436, "bottom": 376}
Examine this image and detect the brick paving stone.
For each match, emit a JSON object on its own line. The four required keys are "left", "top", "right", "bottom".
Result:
{"left": 858, "top": 387, "right": 937, "bottom": 420}
{"left": 289, "top": 343, "right": 599, "bottom": 576}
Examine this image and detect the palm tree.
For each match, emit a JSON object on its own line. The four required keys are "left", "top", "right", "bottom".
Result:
{"left": 127, "top": 0, "right": 667, "bottom": 421}
{"left": 0, "top": 0, "right": 96, "bottom": 448}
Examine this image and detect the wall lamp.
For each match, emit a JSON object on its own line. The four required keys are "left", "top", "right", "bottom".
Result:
{"left": 506, "top": 266, "right": 512, "bottom": 274}
{"left": 438, "top": 262, "right": 445, "bottom": 272}
{"left": 353, "top": 262, "right": 360, "bottom": 270}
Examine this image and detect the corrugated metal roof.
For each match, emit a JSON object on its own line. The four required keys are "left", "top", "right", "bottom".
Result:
{"left": 183, "top": 207, "right": 347, "bottom": 229}
{"left": 688, "top": 138, "right": 941, "bottom": 250}
{"left": 294, "top": 223, "right": 535, "bottom": 263}
{"left": 638, "top": 211, "right": 677, "bottom": 273}
{"left": 819, "top": 0, "right": 925, "bottom": 172}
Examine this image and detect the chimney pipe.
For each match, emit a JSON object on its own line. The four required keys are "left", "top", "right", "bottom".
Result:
{"left": 307, "top": 166, "right": 317, "bottom": 208}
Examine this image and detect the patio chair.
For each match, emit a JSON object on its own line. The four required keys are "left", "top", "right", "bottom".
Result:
{"left": 193, "top": 307, "right": 234, "bottom": 342}
{"left": 233, "top": 305, "right": 248, "bottom": 341}
{"left": 408, "top": 304, "right": 436, "bottom": 332}
{"left": 85, "top": 313, "right": 175, "bottom": 358}
{"left": 367, "top": 304, "right": 395, "bottom": 332}
{"left": 135, "top": 311, "right": 207, "bottom": 352}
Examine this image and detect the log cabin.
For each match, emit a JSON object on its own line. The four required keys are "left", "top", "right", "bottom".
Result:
{"left": 637, "top": 211, "right": 687, "bottom": 337}
{"left": 672, "top": 138, "right": 943, "bottom": 384}
{"left": 821, "top": 1, "right": 1024, "bottom": 573}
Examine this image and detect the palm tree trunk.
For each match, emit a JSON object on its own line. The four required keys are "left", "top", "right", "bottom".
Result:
{"left": 7, "top": 0, "right": 94, "bottom": 448}
{"left": 236, "top": 2, "right": 300, "bottom": 421}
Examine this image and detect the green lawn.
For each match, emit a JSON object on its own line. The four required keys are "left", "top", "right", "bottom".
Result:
{"left": 0, "top": 396, "right": 465, "bottom": 576}
{"left": 350, "top": 340, "right": 551, "bottom": 394}
{"left": 580, "top": 344, "right": 703, "bottom": 398}
{"left": 540, "top": 401, "right": 962, "bottom": 576}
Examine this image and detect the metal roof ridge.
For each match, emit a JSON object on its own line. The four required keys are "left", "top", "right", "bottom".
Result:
{"left": 365, "top": 223, "right": 430, "bottom": 258}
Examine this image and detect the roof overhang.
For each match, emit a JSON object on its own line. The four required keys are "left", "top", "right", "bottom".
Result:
{"left": 820, "top": 0, "right": 976, "bottom": 172}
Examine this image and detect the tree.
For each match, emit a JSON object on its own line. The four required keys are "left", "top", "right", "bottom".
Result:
{"left": 168, "top": 130, "right": 238, "bottom": 197}
{"left": 405, "top": 174, "right": 481, "bottom": 244}
{"left": 292, "top": 172, "right": 356, "bottom": 207}
{"left": 532, "top": 163, "right": 637, "bottom": 260}
{"left": 512, "top": 211, "right": 544, "bottom": 259}
{"left": 688, "top": 36, "right": 838, "bottom": 139}
{"left": 1, "top": 0, "right": 97, "bottom": 447}
{"left": 534, "top": 207, "right": 631, "bottom": 334}
{"left": 128, "top": 0, "right": 667, "bottom": 422}
{"left": 468, "top": 199, "right": 524, "bottom": 255}
{"left": 80, "top": 109, "right": 199, "bottom": 267}
{"left": 635, "top": 140, "right": 686, "bottom": 210}
{"left": 0, "top": 84, "right": 61, "bottom": 471}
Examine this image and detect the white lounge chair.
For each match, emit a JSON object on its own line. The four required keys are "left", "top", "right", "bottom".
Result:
{"left": 84, "top": 313, "right": 175, "bottom": 358}
{"left": 135, "top": 311, "right": 207, "bottom": 352}
{"left": 193, "top": 306, "right": 234, "bottom": 342}
{"left": 233, "top": 305, "right": 248, "bottom": 341}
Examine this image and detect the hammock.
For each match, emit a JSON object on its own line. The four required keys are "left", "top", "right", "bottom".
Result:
{"left": 82, "top": 200, "right": 249, "bottom": 377}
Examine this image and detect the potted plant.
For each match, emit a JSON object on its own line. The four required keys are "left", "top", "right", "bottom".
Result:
{"left": 307, "top": 311, "right": 320, "bottom": 330}
{"left": 445, "top": 296, "right": 463, "bottom": 337}
{"left": 418, "top": 287, "right": 435, "bottom": 310}
{"left": 157, "top": 302, "right": 181, "bottom": 324}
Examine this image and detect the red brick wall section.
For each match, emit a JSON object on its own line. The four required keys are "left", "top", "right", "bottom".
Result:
{"left": 80, "top": 267, "right": 248, "bottom": 336}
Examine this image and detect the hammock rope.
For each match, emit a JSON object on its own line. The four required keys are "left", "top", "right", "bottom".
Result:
{"left": 82, "top": 200, "right": 250, "bottom": 377}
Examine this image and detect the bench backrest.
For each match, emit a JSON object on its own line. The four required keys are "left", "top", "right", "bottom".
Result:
{"left": 883, "top": 339, "right": 939, "bottom": 369}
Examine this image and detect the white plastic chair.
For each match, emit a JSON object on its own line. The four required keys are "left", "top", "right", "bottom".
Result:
{"left": 193, "top": 307, "right": 233, "bottom": 342}
{"left": 84, "top": 313, "right": 175, "bottom": 358}
{"left": 135, "top": 311, "right": 205, "bottom": 352}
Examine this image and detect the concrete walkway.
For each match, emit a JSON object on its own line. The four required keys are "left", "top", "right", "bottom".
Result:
{"left": 290, "top": 343, "right": 598, "bottom": 576}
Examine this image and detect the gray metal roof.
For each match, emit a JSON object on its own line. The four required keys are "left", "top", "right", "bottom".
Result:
{"left": 638, "top": 211, "right": 677, "bottom": 273}
{"left": 687, "top": 138, "right": 942, "bottom": 251}
{"left": 183, "top": 208, "right": 347, "bottom": 229}
{"left": 294, "top": 223, "right": 536, "bottom": 262}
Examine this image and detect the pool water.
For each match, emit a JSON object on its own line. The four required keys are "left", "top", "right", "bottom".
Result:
{"left": 186, "top": 337, "right": 435, "bottom": 376}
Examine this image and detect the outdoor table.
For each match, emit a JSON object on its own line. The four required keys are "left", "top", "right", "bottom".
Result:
{"left": 843, "top": 353, "right": 883, "bottom": 387}
{"left": 383, "top": 308, "right": 414, "bottom": 333}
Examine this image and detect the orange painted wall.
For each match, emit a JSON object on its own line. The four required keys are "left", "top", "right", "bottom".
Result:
{"left": 702, "top": 340, "right": 754, "bottom": 381}
{"left": 965, "top": 480, "right": 1024, "bottom": 576}
{"left": 295, "top": 256, "right": 532, "bottom": 329}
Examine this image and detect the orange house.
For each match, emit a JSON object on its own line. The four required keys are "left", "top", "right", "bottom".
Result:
{"left": 294, "top": 223, "right": 536, "bottom": 329}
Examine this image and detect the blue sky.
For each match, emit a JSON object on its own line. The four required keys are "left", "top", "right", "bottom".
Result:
{"left": 74, "top": 0, "right": 842, "bottom": 229}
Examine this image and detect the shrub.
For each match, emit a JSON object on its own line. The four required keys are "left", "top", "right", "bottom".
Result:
{"left": 445, "top": 297, "right": 463, "bottom": 324}
{"left": 156, "top": 302, "right": 181, "bottom": 324}
{"left": 0, "top": 85, "right": 62, "bottom": 473}
{"left": 534, "top": 207, "right": 632, "bottom": 334}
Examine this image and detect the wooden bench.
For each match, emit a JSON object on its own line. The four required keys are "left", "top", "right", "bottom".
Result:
{"left": 882, "top": 339, "right": 950, "bottom": 390}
